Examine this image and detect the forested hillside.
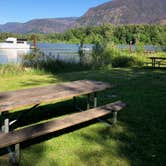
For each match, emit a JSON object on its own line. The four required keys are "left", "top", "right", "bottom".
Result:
{"left": 0, "top": 24, "right": 165, "bottom": 45}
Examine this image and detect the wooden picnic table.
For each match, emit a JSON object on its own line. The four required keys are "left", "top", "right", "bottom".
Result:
{"left": 149, "top": 57, "right": 166, "bottom": 68}
{"left": 0, "top": 80, "right": 111, "bottom": 113}
{"left": 0, "top": 80, "right": 126, "bottom": 165}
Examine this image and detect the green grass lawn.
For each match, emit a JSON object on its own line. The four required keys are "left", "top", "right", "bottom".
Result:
{"left": 0, "top": 68, "right": 166, "bottom": 166}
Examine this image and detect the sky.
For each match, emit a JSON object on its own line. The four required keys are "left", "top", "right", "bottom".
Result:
{"left": 0, "top": 0, "right": 110, "bottom": 24}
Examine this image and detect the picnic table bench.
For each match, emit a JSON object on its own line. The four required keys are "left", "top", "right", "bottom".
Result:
{"left": 149, "top": 57, "right": 166, "bottom": 68}
{"left": 0, "top": 80, "right": 125, "bottom": 164}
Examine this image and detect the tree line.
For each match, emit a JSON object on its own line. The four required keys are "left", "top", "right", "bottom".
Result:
{"left": 0, "top": 24, "right": 166, "bottom": 45}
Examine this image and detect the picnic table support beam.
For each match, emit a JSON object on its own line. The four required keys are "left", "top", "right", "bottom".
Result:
{"left": 10, "top": 104, "right": 40, "bottom": 130}
{"left": 158, "top": 61, "right": 161, "bottom": 67}
{"left": 0, "top": 112, "right": 20, "bottom": 164}
{"left": 87, "top": 94, "right": 90, "bottom": 110}
{"left": 94, "top": 92, "right": 97, "bottom": 107}
{"left": 113, "top": 111, "right": 117, "bottom": 125}
{"left": 93, "top": 92, "right": 112, "bottom": 126}
{"left": 73, "top": 97, "right": 83, "bottom": 112}
{"left": 4, "top": 118, "right": 20, "bottom": 164}
{"left": 73, "top": 96, "right": 76, "bottom": 110}
{"left": 153, "top": 58, "right": 155, "bottom": 68}
{"left": 14, "top": 143, "right": 20, "bottom": 164}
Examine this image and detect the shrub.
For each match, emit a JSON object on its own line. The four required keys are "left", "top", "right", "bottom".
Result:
{"left": 21, "top": 49, "right": 45, "bottom": 68}
{"left": 91, "top": 41, "right": 106, "bottom": 67}
{"left": 135, "top": 41, "right": 145, "bottom": 53}
{"left": 112, "top": 55, "right": 144, "bottom": 67}
{"left": 91, "top": 41, "right": 121, "bottom": 68}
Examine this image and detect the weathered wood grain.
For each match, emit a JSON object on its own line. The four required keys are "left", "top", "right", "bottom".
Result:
{"left": 0, "top": 101, "right": 125, "bottom": 148}
{"left": 0, "top": 80, "right": 111, "bottom": 112}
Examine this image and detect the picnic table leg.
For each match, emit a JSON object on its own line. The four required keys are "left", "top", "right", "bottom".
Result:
{"left": 93, "top": 92, "right": 112, "bottom": 126}
{"left": 151, "top": 58, "right": 154, "bottom": 68}
{"left": 10, "top": 104, "right": 40, "bottom": 130}
{"left": 158, "top": 61, "right": 161, "bottom": 67}
{"left": 14, "top": 144, "right": 20, "bottom": 164}
{"left": 73, "top": 94, "right": 91, "bottom": 111}
{"left": 4, "top": 118, "right": 16, "bottom": 164}
{"left": 72, "top": 97, "right": 83, "bottom": 112}
{"left": 0, "top": 112, "right": 20, "bottom": 164}
{"left": 73, "top": 96, "right": 76, "bottom": 110}
{"left": 112, "top": 111, "right": 118, "bottom": 125}
{"left": 87, "top": 94, "right": 90, "bottom": 110}
{"left": 93, "top": 92, "right": 97, "bottom": 108}
{"left": 152, "top": 58, "right": 156, "bottom": 68}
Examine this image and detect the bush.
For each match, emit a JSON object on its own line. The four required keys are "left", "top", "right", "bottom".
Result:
{"left": 112, "top": 55, "right": 144, "bottom": 67}
{"left": 91, "top": 41, "right": 121, "bottom": 68}
{"left": 21, "top": 49, "right": 45, "bottom": 68}
{"left": 135, "top": 41, "right": 145, "bottom": 53}
{"left": 91, "top": 41, "right": 146, "bottom": 68}
{"left": 91, "top": 41, "right": 106, "bottom": 67}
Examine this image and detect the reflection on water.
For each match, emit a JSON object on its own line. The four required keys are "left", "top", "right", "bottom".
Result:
{"left": 0, "top": 49, "right": 30, "bottom": 64}
{"left": 0, "top": 43, "right": 93, "bottom": 64}
{"left": 0, "top": 43, "right": 165, "bottom": 64}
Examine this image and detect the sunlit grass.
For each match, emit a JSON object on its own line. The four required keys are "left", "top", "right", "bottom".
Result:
{"left": 0, "top": 68, "right": 166, "bottom": 166}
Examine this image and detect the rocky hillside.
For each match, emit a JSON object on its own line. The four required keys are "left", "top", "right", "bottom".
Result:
{"left": 0, "top": 17, "right": 77, "bottom": 33}
{"left": 0, "top": 0, "right": 166, "bottom": 33}
{"left": 78, "top": 0, "right": 166, "bottom": 25}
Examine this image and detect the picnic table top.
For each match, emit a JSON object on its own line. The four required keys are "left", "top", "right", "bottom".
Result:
{"left": 149, "top": 57, "right": 166, "bottom": 60}
{"left": 0, "top": 80, "right": 111, "bottom": 113}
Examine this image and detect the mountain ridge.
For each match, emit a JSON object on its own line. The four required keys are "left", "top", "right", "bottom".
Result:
{"left": 0, "top": 17, "right": 78, "bottom": 33}
{"left": 78, "top": 0, "right": 166, "bottom": 25}
{"left": 0, "top": 0, "right": 165, "bottom": 34}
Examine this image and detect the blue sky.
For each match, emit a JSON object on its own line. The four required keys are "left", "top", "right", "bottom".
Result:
{"left": 0, "top": 0, "right": 110, "bottom": 24}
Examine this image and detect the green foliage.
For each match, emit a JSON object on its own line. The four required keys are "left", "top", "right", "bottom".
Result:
{"left": 135, "top": 41, "right": 145, "bottom": 53}
{"left": 112, "top": 55, "right": 144, "bottom": 67}
{"left": 22, "top": 49, "right": 45, "bottom": 68}
{"left": 21, "top": 50, "right": 90, "bottom": 74}
{"left": 91, "top": 41, "right": 145, "bottom": 68}
{"left": 0, "top": 25, "right": 165, "bottom": 45}
{"left": 91, "top": 41, "right": 107, "bottom": 67}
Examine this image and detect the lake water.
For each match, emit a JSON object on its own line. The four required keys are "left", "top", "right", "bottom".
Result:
{"left": 0, "top": 43, "right": 93, "bottom": 64}
{"left": 0, "top": 43, "right": 165, "bottom": 64}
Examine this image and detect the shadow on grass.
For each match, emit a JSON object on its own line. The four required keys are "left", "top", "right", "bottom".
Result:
{"left": 54, "top": 68, "right": 166, "bottom": 165}
{"left": 1, "top": 68, "right": 166, "bottom": 165}
{"left": 61, "top": 68, "right": 165, "bottom": 166}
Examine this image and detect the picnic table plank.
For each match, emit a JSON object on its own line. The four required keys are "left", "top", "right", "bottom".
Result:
{"left": 0, "top": 101, "right": 125, "bottom": 148}
{"left": 0, "top": 80, "right": 111, "bottom": 112}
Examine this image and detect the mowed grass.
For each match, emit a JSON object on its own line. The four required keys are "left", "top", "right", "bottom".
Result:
{"left": 0, "top": 68, "right": 166, "bottom": 166}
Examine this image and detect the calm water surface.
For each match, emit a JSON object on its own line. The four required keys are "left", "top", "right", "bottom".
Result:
{"left": 0, "top": 43, "right": 164, "bottom": 64}
{"left": 0, "top": 43, "right": 93, "bottom": 64}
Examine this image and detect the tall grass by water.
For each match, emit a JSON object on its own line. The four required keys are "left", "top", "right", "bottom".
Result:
{"left": 1, "top": 42, "right": 166, "bottom": 77}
